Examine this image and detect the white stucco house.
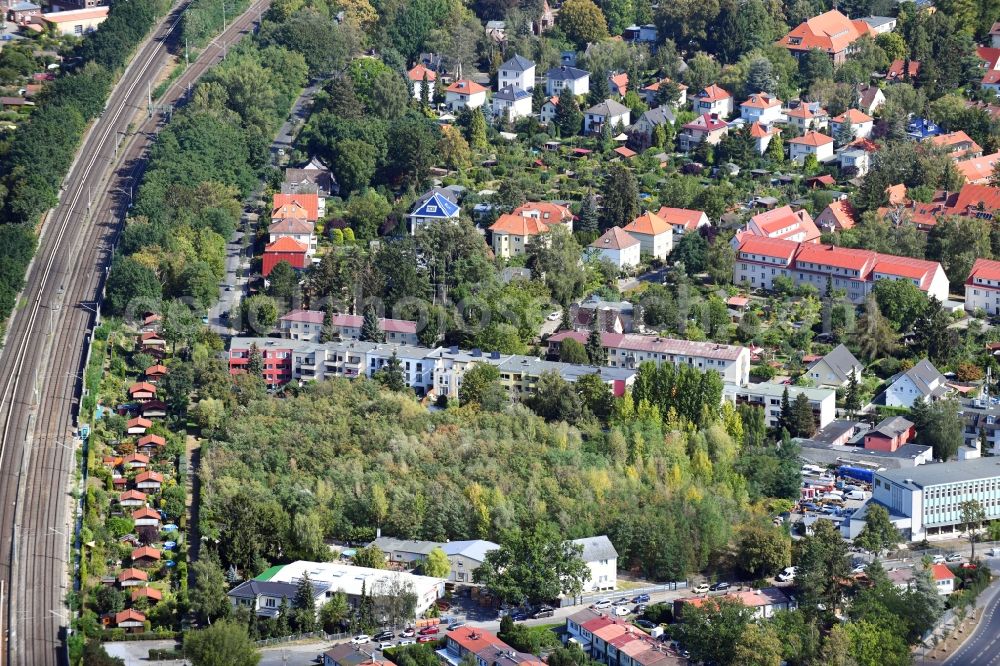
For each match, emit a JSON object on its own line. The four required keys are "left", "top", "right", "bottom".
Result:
{"left": 571, "top": 536, "right": 617, "bottom": 592}
{"left": 622, "top": 211, "right": 673, "bottom": 260}
{"left": 884, "top": 359, "right": 949, "bottom": 409}
{"left": 546, "top": 66, "right": 589, "bottom": 97}
{"left": 590, "top": 227, "right": 641, "bottom": 270}
{"left": 445, "top": 79, "right": 488, "bottom": 111}
{"left": 830, "top": 108, "right": 874, "bottom": 141}
{"left": 583, "top": 99, "right": 630, "bottom": 135}
{"left": 739, "top": 92, "right": 783, "bottom": 125}
{"left": 492, "top": 86, "right": 533, "bottom": 121}
{"left": 498, "top": 54, "right": 535, "bottom": 91}
{"left": 406, "top": 64, "right": 437, "bottom": 101}
{"left": 789, "top": 131, "right": 835, "bottom": 163}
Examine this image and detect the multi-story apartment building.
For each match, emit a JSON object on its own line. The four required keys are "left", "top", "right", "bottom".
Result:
{"left": 722, "top": 382, "right": 836, "bottom": 430}
{"left": 228, "top": 338, "right": 636, "bottom": 397}
{"left": 278, "top": 309, "right": 420, "bottom": 345}
{"left": 733, "top": 235, "right": 949, "bottom": 303}
{"left": 545, "top": 332, "right": 750, "bottom": 386}
{"left": 859, "top": 459, "right": 1000, "bottom": 541}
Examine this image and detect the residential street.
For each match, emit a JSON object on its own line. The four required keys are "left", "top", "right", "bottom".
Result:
{"left": 206, "top": 80, "right": 321, "bottom": 336}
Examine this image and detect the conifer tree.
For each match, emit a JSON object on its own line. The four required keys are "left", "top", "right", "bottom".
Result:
{"left": 360, "top": 304, "right": 384, "bottom": 342}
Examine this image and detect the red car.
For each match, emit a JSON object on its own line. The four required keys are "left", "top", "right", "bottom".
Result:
{"left": 418, "top": 626, "right": 440, "bottom": 636}
{"left": 417, "top": 635, "right": 437, "bottom": 643}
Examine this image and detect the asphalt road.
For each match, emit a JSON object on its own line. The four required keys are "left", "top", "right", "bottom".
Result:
{"left": 943, "top": 559, "right": 1000, "bottom": 666}
{"left": 206, "top": 80, "right": 321, "bottom": 337}
{"left": 0, "top": 2, "right": 269, "bottom": 664}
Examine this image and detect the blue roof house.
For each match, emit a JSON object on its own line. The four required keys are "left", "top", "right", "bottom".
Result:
{"left": 906, "top": 117, "right": 942, "bottom": 141}
{"left": 407, "top": 188, "right": 461, "bottom": 234}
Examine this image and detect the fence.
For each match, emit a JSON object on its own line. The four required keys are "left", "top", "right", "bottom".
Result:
{"left": 255, "top": 630, "right": 342, "bottom": 647}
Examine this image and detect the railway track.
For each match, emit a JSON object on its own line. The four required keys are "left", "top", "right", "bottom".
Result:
{"left": 0, "top": 1, "right": 270, "bottom": 662}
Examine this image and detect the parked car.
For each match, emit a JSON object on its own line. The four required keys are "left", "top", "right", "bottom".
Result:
{"left": 692, "top": 583, "right": 709, "bottom": 594}
{"left": 709, "top": 582, "right": 730, "bottom": 592}
{"left": 351, "top": 635, "right": 371, "bottom": 645}
{"left": 418, "top": 626, "right": 439, "bottom": 636}
{"left": 400, "top": 628, "right": 416, "bottom": 638}
{"left": 417, "top": 636, "right": 437, "bottom": 643}
{"left": 946, "top": 553, "right": 963, "bottom": 562}
{"left": 547, "top": 311, "right": 561, "bottom": 321}
{"left": 777, "top": 567, "right": 797, "bottom": 583}
{"left": 398, "top": 640, "right": 416, "bottom": 646}
{"left": 512, "top": 612, "right": 528, "bottom": 621}
{"left": 374, "top": 631, "right": 394, "bottom": 641}
{"left": 633, "top": 604, "right": 647, "bottom": 614}
{"left": 932, "top": 555, "right": 946, "bottom": 564}
{"left": 636, "top": 619, "right": 656, "bottom": 629}
{"left": 379, "top": 642, "right": 393, "bottom": 650}
{"left": 532, "top": 607, "right": 555, "bottom": 619}
{"left": 448, "top": 621, "right": 467, "bottom": 630}
{"left": 592, "top": 598, "right": 613, "bottom": 609}
{"left": 632, "top": 593, "right": 651, "bottom": 603}
{"left": 614, "top": 605, "right": 630, "bottom": 616}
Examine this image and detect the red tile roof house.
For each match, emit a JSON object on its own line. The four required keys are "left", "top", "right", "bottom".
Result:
{"left": 926, "top": 131, "right": 983, "bottom": 159}
{"left": 134, "top": 472, "right": 163, "bottom": 493}
{"left": 886, "top": 59, "right": 920, "bottom": 83}
{"left": 830, "top": 108, "right": 874, "bottom": 141}
{"left": 406, "top": 63, "right": 437, "bottom": 101}
{"left": 931, "top": 563, "right": 956, "bottom": 595}
{"left": 816, "top": 199, "right": 859, "bottom": 232}
{"left": 262, "top": 236, "right": 309, "bottom": 277}
{"left": 679, "top": 113, "right": 729, "bottom": 151}
{"left": 965, "top": 258, "right": 1000, "bottom": 315}
{"left": 608, "top": 72, "right": 629, "bottom": 97}
{"left": 675, "top": 587, "right": 796, "bottom": 619}
{"left": 446, "top": 626, "right": 546, "bottom": 666}
{"left": 113, "top": 609, "right": 146, "bottom": 632}
{"left": 776, "top": 9, "right": 876, "bottom": 64}
{"left": 746, "top": 205, "right": 821, "bottom": 243}
{"left": 655, "top": 207, "right": 710, "bottom": 236}
{"left": 784, "top": 103, "right": 829, "bottom": 133}
{"left": 690, "top": 84, "right": 733, "bottom": 118}
{"left": 125, "top": 416, "right": 151, "bottom": 435}
{"left": 127, "top": 382, "right": 156, "bottom": 402}
{"left": 122, "top": 453, "right": 149, "bottom": 469}
{"left": 739, "top": 92, "right": 783, "bottom": 125}
{"left": 130, "top": 545, "right": 162, "bottom": 568}
{"left": 956, "top": 152, "right": 1000, "bottom": 184}
{"left": 118, "top": 490, "right": 147, "bottom": 508}
{"left": 623, "top": 211, "right": 673, "bottom": 260}
{"left": 131, "top": 586, "right": 162, "bottom": 603}
{"left": 117, "top": 568, "right": 148, "bottom": 588}
{"left": 748, "top": 121, "right": 781, "bottom": 154}
{"left": 789, "top": 131, "right": 835, "bottom": 164}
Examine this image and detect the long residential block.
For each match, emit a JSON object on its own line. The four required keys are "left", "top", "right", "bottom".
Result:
{"left": 733, "top": 234, "right": 949, "bottom": 303}
{"left": 545, "top": 331, "right": 750, "bottom": 386}
{"left": 228, "top": 337, "right": 636, "bottom": 398}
